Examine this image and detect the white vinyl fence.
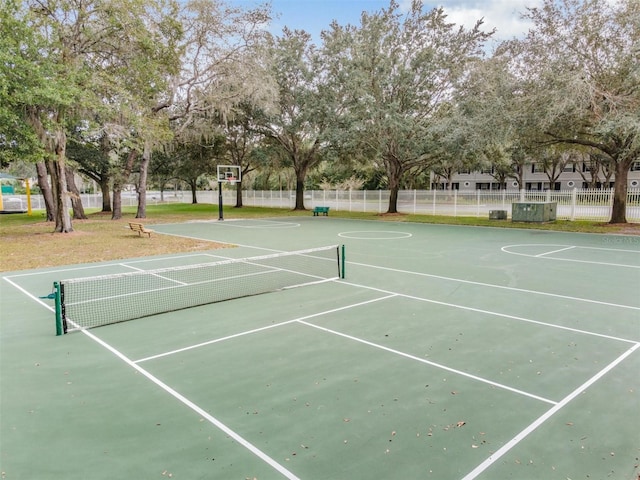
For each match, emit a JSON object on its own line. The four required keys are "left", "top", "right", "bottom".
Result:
{"left": 4, "top": 188, "right": 640, "bottom": 222}
{"left": 233, "top": 188, "right": 640, "bottom": 222}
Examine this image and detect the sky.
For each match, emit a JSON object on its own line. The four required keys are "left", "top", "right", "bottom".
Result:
{"left": 231, "top": 0, "right": 543, "bottom": 46}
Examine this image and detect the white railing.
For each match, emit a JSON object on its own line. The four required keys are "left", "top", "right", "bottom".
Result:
{"left": 233, "top": 188, "right": 640, "bottom": 222}
{"left": 3, "top": 188, "right": 639, "bottom": 222}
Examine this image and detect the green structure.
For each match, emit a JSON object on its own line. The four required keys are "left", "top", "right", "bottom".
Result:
{"left": 512, "top": 201, "right": 557, "bottom": 222}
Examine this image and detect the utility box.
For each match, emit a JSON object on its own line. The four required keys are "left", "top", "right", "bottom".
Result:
{"left": 512, "top": 202, "right": 557, "bottom": 222}
{"left": 489, "top": 210, "right": 507, "bottom": 220}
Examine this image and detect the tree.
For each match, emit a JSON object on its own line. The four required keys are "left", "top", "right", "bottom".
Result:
{"left": 67, "top": 130, "right": 115, "bottom": 213}
{"left": 2, "top": 0, "right": 183, "bottom": 230}
{"left": 254, "top": 28, "right": 328, "bottom": 210}
{"left": 321, "top": 0, "right": 493, "bottom": 213}
{"left": 0, "top": 1, "right": 45, "bottom": 166}
{"left": 164, "top": 0, "right": 273, "bottom": 208}
{"left": 1, "top": 0, "right": 86, "bottom": 231}
{"left": 219, "top": 102, "right": 270, "bottom": 207}
{"left": 500, "top": 0, "right": 640, "bottom": 223}
{"left": 171, "top": 137, "right": 223, "bottom": 203}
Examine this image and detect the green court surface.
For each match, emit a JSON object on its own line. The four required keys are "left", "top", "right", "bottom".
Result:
{"left": 1, "top": 217, "right": 639, "bottom": 479}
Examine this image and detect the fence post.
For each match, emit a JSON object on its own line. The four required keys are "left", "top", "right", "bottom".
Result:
{"left": 454, "top": 190, "right": 458, "bottom": 217}
{"left": 432, "top": 189, "right": 436, "bottom": 215}
{"left": 608, "top": 188, "right": 614, "bottom": 220}
{"left": 571, "top": 188, "right": 577, "bottom": 221}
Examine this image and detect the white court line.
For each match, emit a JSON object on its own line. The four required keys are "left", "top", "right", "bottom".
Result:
{"left": 341, "top": 280, "right": 638, "bottom": 345}
{"left": 461, "top": 342, "right": 640, "bottom": 480}
{"left": 121, "top": 263, "right": 189, "bottom": 285}
{"left": 502, "top": 244, "right": 640, "bottom": 268}
{"left": 349, "top": 260, "right": 640, "bottom": 311}
{"left": 297, "top": 320, "right": 557, "bottom": 405}
{"left": 2, "top": 276, "right": 300, "bottom": 480}
{"left": 535, "top": 245, "right": 576, "bottom": 257}
{"left": 134, "top": 295, "right": 396, "bottom": 363}
{"left": 3, "top": 252, "right": 232, "bottom": 279}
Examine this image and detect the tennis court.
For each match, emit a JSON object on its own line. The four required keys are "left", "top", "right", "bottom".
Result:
{"left": 1, "top": 216, "right": 639, "bottom": 479}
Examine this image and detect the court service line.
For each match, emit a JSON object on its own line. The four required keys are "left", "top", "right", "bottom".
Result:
{"left": 134, "top": 294, "right": 397, "bottom": 363}
{"left": 349, "top": 260, "right": 640, "bottom": 311}
{"left": 297, "top": 320, "right": 557, "bottom": 405}
{"left": 461, "top": 342, "right": 640, "bottom": 480}
{"left": 341, "top": 280, "right": 638, "bottom": 345}
{"left": 3, "top": 275, "right": 300, "bottom": 479}
{"left": 121, "top": 263, "right": 189, "bottom": 286}
{"left": 535, "top": 245, "right": 576, "bottom": 257}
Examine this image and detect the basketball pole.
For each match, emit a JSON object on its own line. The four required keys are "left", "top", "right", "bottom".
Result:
{"left": 218, "top": 179, "right": 224, "bottom": 221}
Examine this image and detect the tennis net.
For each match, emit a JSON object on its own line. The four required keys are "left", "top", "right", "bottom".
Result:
{"left": 54, "top": 245, "right": 344, "bottom": 334}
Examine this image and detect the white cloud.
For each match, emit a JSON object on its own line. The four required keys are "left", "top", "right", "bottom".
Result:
{"left": 396, "top": 0, "right": 542, "bottom": 42}
{"left": 436, "top": 0, "right": 543, "bottom": 41}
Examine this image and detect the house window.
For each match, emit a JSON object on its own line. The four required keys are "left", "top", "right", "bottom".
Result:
{"left": 531, "top": 163, "right": 544, "bottom": 173}
{"left": 631, "top": 162, "right": 640, "bottom": 171}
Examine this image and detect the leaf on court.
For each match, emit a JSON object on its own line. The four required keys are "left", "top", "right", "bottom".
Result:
{"left": 456, "top": 421, "right": 466, "bottom": 427}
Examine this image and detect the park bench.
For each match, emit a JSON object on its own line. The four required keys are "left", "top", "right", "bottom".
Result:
{"left": 128, "top": 222, "right": 154, "bottom": 237}
{"left": 313, "top": 206, "right": 330, "bottom": 216}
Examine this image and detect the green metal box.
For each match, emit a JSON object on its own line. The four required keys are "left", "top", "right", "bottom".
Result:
{"left": 511, "top": 202, "right": 557, "bottom": 222}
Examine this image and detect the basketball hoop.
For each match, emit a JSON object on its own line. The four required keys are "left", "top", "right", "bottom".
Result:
{"left": 216, "top": 165, "right": 241, "bottom": 221}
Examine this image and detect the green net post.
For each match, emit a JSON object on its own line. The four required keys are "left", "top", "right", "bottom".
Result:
{"left": 54, "top": 282, "right": 63, "bottom": 336}
{"left": 341, "top": 244, "right": 346, "bottom": 279}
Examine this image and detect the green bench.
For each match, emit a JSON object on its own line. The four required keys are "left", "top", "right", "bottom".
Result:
{"left": 313, "top": 206, "right": 330, "bottom": 216}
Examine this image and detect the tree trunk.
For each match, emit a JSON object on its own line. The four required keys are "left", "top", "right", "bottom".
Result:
{"left": 386, "top": 157, "right": 402, "bottom": 214}
{"left": 65, "top": 166, "right": 87, "bottom": 220}
{"left": 52, "top": 129, "right": 73, "bottom": 233}
{"left": 388, "top": 186, "right": 399, "bottom": 214}
{"left": 36, "top": 161, "right": 55, "bottom": 221}
{"left": 99, "top": 177, "right": 112, "bottom": 212}
{"left": 294, "top": 176, "right": 305, "bottom": 210}
{"left": 136, "top": 141, "right": 151, "bottom": 219}
{"left": 112, "top": 150, "right": 137, "bottom": 220}
{"left": 112, "top": 188, "right": 123, "bottom": 219}
{"left": 610, "top": 159, "right": 630, "bottom": 223}
{"left": 190, "top": 180, "right": 198, "bottom": 204}
{"left": 235, "top": 182, "right": 243, "bottom": 208}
